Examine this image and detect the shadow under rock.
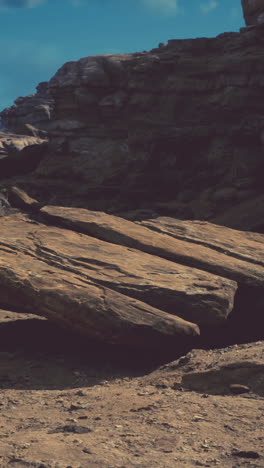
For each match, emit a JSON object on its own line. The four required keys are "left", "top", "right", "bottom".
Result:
{"left": 0, "top": 316, "right": 187, "bottom": 391}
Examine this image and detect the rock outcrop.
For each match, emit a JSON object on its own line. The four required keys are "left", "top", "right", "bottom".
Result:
{"left": 1, "top": 21, "right": 264, "bottom": 226}
{"left": 0, "top": 201, "right": 263, "bottom": 349}
{"left": 0, "top": 82, "right": 53, "bottom": 137}
{"left": 242, "top": 0, "right": 264, "bottom": 26}
{"left": 0, "top": 132, "right": 47, "bottom": 178}
{"left": 144, "top": 340, "right": 264, "bottom": 396}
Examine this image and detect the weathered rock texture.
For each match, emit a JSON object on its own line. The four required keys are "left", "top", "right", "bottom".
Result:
{"left": 0, "top": 203, "right": 264, "bottom": 348}
{"left": 242, "top": 0, "right": 264, "bottom": 26}
{"left": 1, "top": 22, "right": 264, "bottom": 228}
{"left": 144, "top": 340, "right": 264, "bottom": 396}
{"left": 0, "top": 82, "right": 53, "bottom": 136}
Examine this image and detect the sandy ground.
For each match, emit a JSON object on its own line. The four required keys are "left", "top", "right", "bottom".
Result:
{"left": 0, "top": 310, "right": 263, "bottom": 468}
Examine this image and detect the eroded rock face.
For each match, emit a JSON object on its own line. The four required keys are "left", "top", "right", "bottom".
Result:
{"left": 0, "top": 132, "right": 47, "bottom": 178}
{"left": 1, "top": 25, "right": 264, "bottom": 225}
{"left": 0, "top": 82, "right": 53, "bottom": 136}
{"left": 242, "top": 0, "right": 264, "bottom": 26}
{"left": 0, "top": 203, "right": 264, "bottom": 349}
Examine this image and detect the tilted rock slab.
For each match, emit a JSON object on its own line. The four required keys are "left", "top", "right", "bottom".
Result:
{"left": 0, "top": 211, "right": 240, "bottom": 348}
{"left": 40, "top": 206, "right": 264, "bottom": 290}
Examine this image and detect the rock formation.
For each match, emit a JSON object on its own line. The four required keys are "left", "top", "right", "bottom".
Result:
{"left": 1, "top": 20, "right": 264, "bottom": 227}
{"left": 242, "top": 0, "right": 264, "bottom": 26}
{"left": 144, "top": 340, "right": 264, "bottom": 396}
{"left": 0, "top": 2, "right": 263, "bottom": 351}
{"left": 0, "top": 82, "right": 53, "bottom": 137}
{"left": 0, "top": 198, "right": 263, "bottom": 349}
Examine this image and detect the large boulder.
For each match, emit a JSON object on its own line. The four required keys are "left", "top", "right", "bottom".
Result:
{"left": 0, "top": 211, "right": 236, "bottom": 331}
{"left": 40, "top": 206, "right": 264, "bottom": 291}
{"left": 1, "top": 203, "right": 264, "bottom": 349}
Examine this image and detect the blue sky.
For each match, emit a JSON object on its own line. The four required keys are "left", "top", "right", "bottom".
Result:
{"left": 0, "top": 0, "right": 244, "bottom": 111}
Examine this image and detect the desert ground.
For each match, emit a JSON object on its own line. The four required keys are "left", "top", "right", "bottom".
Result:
{"left": 0, "top": 310, "right": 263, "bottom": 468}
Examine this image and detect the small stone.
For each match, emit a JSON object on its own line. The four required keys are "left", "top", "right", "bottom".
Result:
{"left": 69, "top": 403, "right": 89, "bottom": 411}
{"left": 193, "top": 415, "right": 205, "bottom": 422}
{"left": 232, "top": 450, "right": 260, "bottom": 459}
{"left": 49, "top": 425, "right": 93, "bottom": 434}
{"left": 83, "top": 448, "right": 93, "bottom": 454}
{"left": 229, "top": 384, "right": 250, "bottom": 394}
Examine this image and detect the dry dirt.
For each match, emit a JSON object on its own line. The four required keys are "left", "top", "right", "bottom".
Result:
{"left": 0, "top": 310, "right": 263, "bottom": 468}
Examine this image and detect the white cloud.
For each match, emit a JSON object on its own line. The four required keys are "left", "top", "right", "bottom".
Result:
{"left": 200, "top": 0, "right": 218, "bottom": 14}
{"left": 143, "top": 0, "right": 180, "bottom": 15}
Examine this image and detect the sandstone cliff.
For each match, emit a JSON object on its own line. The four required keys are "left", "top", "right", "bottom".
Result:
{"left": 1, "top": 8, "right": 264, "bottom": 230}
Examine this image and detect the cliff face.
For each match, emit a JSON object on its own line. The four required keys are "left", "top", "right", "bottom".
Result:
{"left": 1, "top": 23, "right": 264, "bottom": 228}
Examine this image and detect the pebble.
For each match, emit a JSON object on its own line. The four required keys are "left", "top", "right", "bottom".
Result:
{"left": 83, "top": 448, "right": 93, "bottom": 454}
{"left": 75, "top": 390, "right": 86, "bottom": 397}
{"left": 232, "top": 450, "right": 260, "bottom": 459}
{"left": 229, "top": 384, "right": 250, "bottom": 394}
{"left": 49, "top": 425, "right": 93, "bottom": 434}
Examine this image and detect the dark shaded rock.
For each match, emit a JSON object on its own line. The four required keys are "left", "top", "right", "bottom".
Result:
{"left": 241, "top": 0, "right": 264, "bottom": 26}
{"left": 232, "top": 449, "right": 260, "bottom": 459}
{"left": 0, "top": 85, "right": 53, "bottom": 135}
{"left": 0, "top": 132, "right": 47, "bottom": 178}
{"left": 0, "top": 21, "right": 264, "bottom": 225}
{"left": 7, "top": 186, "right": 40, "bottom": 211}
{"left": 212, "top": 194, "right": 264, "bottom": 233}
{"left": 49, "top": 425, "right": 93, "bottom": 434}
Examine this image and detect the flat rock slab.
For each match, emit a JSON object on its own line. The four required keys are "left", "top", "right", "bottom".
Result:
{"left": 40, "top": 206, "right": 264, "bottom": 290}
{"left": 0, "top": 214, "right": 201, "bottom": 348}
{"left": 140, "top": 217, "right": 264, "bottom": 268}
{"left": 0, "top": 214, "right": 236, "bottom": 332}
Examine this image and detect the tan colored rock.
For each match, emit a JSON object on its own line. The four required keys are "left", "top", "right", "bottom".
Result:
{"left": 40, "top": 206, "right": 264, "bottom": 290}
{"left": 0, "top": 214, "right": 237, "bottom": 327}
{"left": 8, "top": 186, "right": 40, "bottom": 211}
{"left": 144, "top": 341, "right": 264, "bottom": 395}
{"left": 140, "top": 217, "right": 264, "bottom": 270}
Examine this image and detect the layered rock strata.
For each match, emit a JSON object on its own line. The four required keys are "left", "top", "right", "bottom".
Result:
{"left": 0, "top": 201, "right": 264, "bottom": 349}
{"left": 1, "top": 23, "right": 264, "bottom": 226}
